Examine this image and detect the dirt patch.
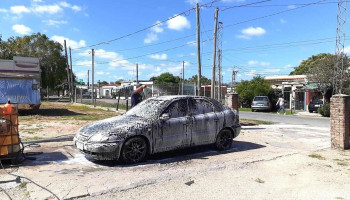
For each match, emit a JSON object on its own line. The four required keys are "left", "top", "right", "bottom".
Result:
{"left": 18, "top": 102, "right": 118, "bottom": 141}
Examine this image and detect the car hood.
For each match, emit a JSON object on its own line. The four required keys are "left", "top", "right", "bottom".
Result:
{"left": 76, "top": 115, "right": 152, "bottom": 142}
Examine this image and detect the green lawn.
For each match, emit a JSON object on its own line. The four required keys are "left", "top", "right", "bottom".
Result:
{"left": 238, "top": 108, "right": 295, "bottom": 115}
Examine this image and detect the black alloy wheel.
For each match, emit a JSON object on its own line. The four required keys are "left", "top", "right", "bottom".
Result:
{"left": 215, "top": 129, "right": 233, "bottom": 151}
{"left": 121, "top": 137, "right": 147, "bottom": 164}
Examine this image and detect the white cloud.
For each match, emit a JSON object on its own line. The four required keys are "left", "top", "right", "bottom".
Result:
{"left": 59, "top": 2, "right": 82, "bottom": 12}
{"left": 167, "top": 15, "right": 191, "bottom": 31}
{"left": 149, "top": 54, "right": 168, "bottom": 60}
{"left": 94, "top": 49, "right": 119, "bottom": 59}
{"left": 32, "top": 4, "right": 62, "bottom": 14}
{"left": 344, "top": 46, "right": 350, "bottom": 53}
{"left": 284, "top": 64, "right": 293, "bottom": 69}
{"left": 33, "top": 0, "right": 43, "bottom": 2}
{"left": 12, "top": 24, "right": 32, "bottom": 35}
{"left": 245, "top": 70, "right": 256, "bottom": 76}
{"left": 260, "top": 62, "right": 270, "bottom": 66}
{"left": 75, "top": 60, "right": 91, "bottom": 67}
{"left": 248, "top": 60, "right": 270, "bottom": 66}
{"left": 42, "top": 19, "right": 67, "bottom": 26}
{"left": 236, "top": 35, "right": 251, "bottom": 40}
{"left": 10, "top": 6, "right": 30, "bottom": 14}
{"left": 263, "top": 69, "right": 280, "bottom": 73}
{"left": 151, "top": 21, "right": 164, "bottom": 33}
{"left": 96, "top": 71, "right": 105, "bottom": 75}
{"left": 187, "top": 41, "right": 196, "bottom": 46}
{"left": 242, "top": 27, "right": 266, "bottom": 36}
{"left": 0, "top": 8, "right": 8, "bottom": 13}
{"left": 144, "top": 32, "right": 158, "bottom": 44}
{"left": 248, "top": 60, "right": 258, "bottom": 65}
{"left": 51, "top": 35, "right": 86, "bottom": 49}
{"left": 280, "top": 19, "right": 287, "bottom": 24}
{"left": 287, "top": 5, "right": 296, "bottom": 9}
{"left": 190, "top": 52, "right": 196, "bottom": 56}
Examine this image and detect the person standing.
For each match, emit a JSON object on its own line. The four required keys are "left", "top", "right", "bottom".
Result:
{"left": 276, "top": 96, "right": 286, "bottom": 115}
{"left": 131, "top": 84, "right": 147, "bottom": 108}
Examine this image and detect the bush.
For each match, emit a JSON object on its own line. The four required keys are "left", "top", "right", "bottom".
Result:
{"left": 318, "top": 103, "right": 330, "bottom": 117}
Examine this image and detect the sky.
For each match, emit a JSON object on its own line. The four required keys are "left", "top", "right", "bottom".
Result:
{"left": 0, "top": 0, "right": 345, "bottom": 84}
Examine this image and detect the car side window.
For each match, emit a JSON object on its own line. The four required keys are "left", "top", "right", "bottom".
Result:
{"left": 163, "top": 99, "right": 188, "bottom": 118}
{"left": 192, "top": 99, "right": 214, "bottom": 115}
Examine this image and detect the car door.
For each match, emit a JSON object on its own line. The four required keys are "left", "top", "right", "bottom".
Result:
{"left": 189, "top": 98, "right": 218, "bottom": 146}
{"left": 155, "top": 99, "right": 191, "bottom": 152}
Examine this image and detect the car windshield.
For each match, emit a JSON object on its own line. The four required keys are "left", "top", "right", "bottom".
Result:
{"left": 254, "top": 97, "right": 268, "bottom": 101}
{"left": 125, "top": 98, "right": 169, "bottom": 118}
{"left": 312, "top": 99, "right": 323, "bottom": 104}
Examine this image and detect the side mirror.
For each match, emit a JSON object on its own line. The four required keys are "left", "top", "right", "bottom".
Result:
{"left": 160, "top": 113, "right": 170, "bottom": 121}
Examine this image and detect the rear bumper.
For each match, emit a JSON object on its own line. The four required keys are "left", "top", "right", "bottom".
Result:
{"left": 232, "top": 124, "right": 241, "bottom": 138}
{"left": 251, "top": 106, "right": 270, "bottom": 110}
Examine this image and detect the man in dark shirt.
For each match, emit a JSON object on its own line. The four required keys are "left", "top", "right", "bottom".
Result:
{"left": 131, "top": 84, "right": 147, "bottom": 107}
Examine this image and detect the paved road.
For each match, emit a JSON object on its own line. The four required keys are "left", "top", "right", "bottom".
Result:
{"left": 240, "top": 111, "right": 330, "bottom": 128}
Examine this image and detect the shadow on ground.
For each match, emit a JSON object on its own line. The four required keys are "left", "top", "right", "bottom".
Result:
{"left": 92, "top": 141, "right": 265, "bottom": 167}
{"left": 19, "top": 108, "right": 84, "bottom": 117}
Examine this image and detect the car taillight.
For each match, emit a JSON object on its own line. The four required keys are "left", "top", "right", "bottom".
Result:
{"left": 267, "top": 102, "right": 270, "bottom": 106}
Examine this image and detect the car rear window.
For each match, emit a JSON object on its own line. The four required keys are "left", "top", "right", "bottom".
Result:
{"left": 254, "top": 97, "right": 268, "bottom": 101}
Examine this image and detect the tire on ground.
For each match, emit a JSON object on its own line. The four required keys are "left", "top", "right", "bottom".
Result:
{"left": 215, "top": 129, "right": 233, "bottom": 151}
{"left": 121, "top": 136, "right": 148, "bottom": 164}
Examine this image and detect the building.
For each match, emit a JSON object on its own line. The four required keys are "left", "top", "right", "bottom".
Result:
{"left": 265, "top": 75, "right": 324, "bottom": 111}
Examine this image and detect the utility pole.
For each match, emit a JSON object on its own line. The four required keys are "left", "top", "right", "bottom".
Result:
{"left": 87, "top": 70, "right": 90, "bottom": 89}
{"left": 218, "top": 50, "right": 222, "bottom": 101}
{"left": 69, "top": 47, "right": 74, "bottom": 102}
{"left": 232, "top": 70, "right": 238, "bottom": 92}
{"left": 196, "top": 3, "right": 202, "bottom": 96}
{"left": 211, "top": 8, "right": 219, "bottom": 99}
{"left": 182, "top": 61, "right": 185, "bottom": 95}
{"left": 64, "top": 40, "right": 71, "bottom": 99}
{"left": 91, "top": 49, "right": 95, "bottom": 107}
{"left": 136, "top": 63, "right": 139, "bottom": 84}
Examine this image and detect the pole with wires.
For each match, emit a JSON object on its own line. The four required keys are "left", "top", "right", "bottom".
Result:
{"left": 182, "top": 61, "right": 185, "bottom": 95}
{"left": 91, "top": 49, "right": 95, "bottom": 107}
{"left": 211, "top": 8, "right": 219, "bottom": 99}
{"left": 196, "top": 3, "right": 202, "bottom": 96}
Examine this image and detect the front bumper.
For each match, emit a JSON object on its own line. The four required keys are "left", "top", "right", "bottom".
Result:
{"left": 74, "top": 139, "right": 122, "bottom": 160}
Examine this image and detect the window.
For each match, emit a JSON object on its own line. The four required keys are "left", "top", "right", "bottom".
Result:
{"left": 163, "top": 99, "right": 188, "bottom": 118}
{"left": 192, "top": 99, "right": 214, "bottom": 115}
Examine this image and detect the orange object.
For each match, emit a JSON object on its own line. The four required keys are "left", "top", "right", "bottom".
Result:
{"left": 3, "top": 102, "right": 12, "bottom": 115}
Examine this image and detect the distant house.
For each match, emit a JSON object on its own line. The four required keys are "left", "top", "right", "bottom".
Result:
{"left": 264, "top": 75, "right": 325, "bottom": 111}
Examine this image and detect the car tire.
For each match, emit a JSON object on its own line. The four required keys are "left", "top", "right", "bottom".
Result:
{"left": 251, "top": 109, "right": 255, "bottom": 112}
{"left": 215, "top": 129, "right": 233, "bottom": 151}
{"left": 121, "top": 136, "right": 148, "bottom": 164}
{"left": 309, "top": 110, "right": 313, "bottom": 113}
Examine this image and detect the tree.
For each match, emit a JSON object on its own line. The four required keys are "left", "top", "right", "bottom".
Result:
{"left": 100, "top": 81, "right": 108, "bottom": 85}
{"left": 290, "top": 53, "right": 350, "bottom": 96}
{"left": 0, "top": 33, "right": 69, "bottom": 91}
{"left": 150, "top": 72, "right": 180, "bottom": 84}
{"left": 186, "top": 75, "right": 211, "bottom": 85}
{"left": 235, "top": 76, "right": 272, "bottom": 107}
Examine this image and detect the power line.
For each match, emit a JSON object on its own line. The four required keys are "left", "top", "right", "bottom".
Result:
{"left": 220, "top": 0, "right": 274, "bottom": 11}
{"left": 71, "top": 0, "right": 221, "bottom": 51}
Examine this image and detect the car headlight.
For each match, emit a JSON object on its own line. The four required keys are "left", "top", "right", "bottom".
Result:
{"left": 88, "top": 134, "right": 110, "bottom": 143}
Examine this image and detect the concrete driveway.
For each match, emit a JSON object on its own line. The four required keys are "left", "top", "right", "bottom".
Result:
{"left": 0, "top": 115, "right": 349, "bottom": 200}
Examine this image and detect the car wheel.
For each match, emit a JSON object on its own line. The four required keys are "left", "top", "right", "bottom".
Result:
{"left": 251, "top": 109, "right": 255, "bottom": 112}
{"left": 121, "top": 137, "right": 147, "bottom": 164}
{"left": 309, "top": 110, "right": 313, "bottom": 113}
{"left": 215, "top": 129, "right": 233, "bottom": 151}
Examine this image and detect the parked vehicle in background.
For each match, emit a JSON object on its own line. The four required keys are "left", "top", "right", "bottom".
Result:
{"left": 308, "top": 99, "right": 323, "bottom": 113}
{"left": 0, "top": 56, "right": 41, "bottom": 110}
{"left": 74, "top": 95, "right": 241, "bottom": 164}
{"left": 251, "top": 96, "right": 271, "bottom": 112}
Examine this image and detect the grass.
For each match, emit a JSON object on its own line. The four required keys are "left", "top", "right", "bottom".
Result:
{"left": 255, "top": 178, "right": 265, "bottom": 183}
{"left": 18, "top": 181, "right": 27, "bottom": 189}
{"left": 24, "top": 136, "right": 43, "bottom": 141}
{"left": 308, "top": 154, "right": 326, "bottom": 160}
{"left": 239, "top": 108, "right": 294, "bottom": 115}
{"left": 337, "top": 161, "right": 349, "bottom": 166}
{"left": 240, "top": 119, "right": 274, "bottom": 125}
{"left": 59, "top": 113, "right": 116, "bottom": 121}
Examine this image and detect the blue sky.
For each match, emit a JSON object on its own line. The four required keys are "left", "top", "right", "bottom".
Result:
{"left": 0, "top": 0, "right": 344, "bottom": 84}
